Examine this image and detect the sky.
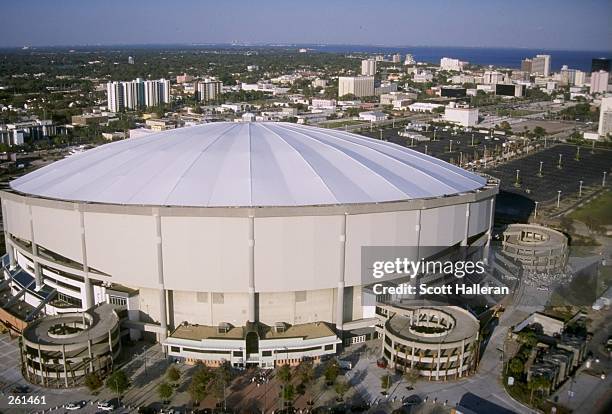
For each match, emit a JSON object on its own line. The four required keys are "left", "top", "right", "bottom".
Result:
{"left": 1, "top": 0, "right": 611, "bottom": 50}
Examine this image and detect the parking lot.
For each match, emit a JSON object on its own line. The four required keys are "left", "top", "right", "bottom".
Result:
{"left": 486, "top": 144, "right": 612, "bottom": 203}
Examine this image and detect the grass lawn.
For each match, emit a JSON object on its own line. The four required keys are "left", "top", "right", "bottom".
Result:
{"left": 569, "top": 190, "right": 612, "bottom": 227}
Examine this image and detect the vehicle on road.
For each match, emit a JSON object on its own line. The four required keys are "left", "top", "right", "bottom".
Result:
{"left": 11, "top": 385, "right": 30, "bottom": 394}
{"left": 64, "top": 400, "right": 86, "bottom": 410}
{"left": 97, "top": 400, "right": 116, "bottom": 411}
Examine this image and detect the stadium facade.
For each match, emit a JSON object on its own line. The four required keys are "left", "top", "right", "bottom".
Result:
{"left": 1, "top": 122, "right": 498, "bottom": 370}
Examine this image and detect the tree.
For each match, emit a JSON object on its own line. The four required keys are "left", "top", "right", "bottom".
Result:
{"left": 277, "top": 364, "right": 292, "bottom": 384}
{"left": 166, "top": 365, "right": 181, "bottom": 382}
{"left": 84, "top": 373, "right": 102, "bottom": 392}
{"left": 158, "top": 381, "right": 173, "bottom": 402}
{"left": 403, "top": 367, "right": 419, "bottom": 388}
{"left": 324, "top": 360, "right": 340, "bottom": 385}
{"left": 188, "top": 365, "right": 212, "bottom": 405}
{"left": 533, "top": 126, "right": 546, "bottom": 137}
{"left": 528, "top": 375, "right": 551, "bottom": 404}
{"left": 334, "top": 379, "right": 349, "bottom": 401}
{"left": 282, "top": 383, "right": 295, "bottom": 403}
{"left": 106, "top": 370, "right": 129, "bottom": 397}
{"left": 509, "top": 358, "right": 524, "bottom": 376}
{"left": 380, "top": 374, "right": 392, "bottom": 394}
{"left": 499, "top": 121, "right": 512, "bottom": 132}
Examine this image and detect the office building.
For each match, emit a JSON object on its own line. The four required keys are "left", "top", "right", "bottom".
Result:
{"left": 495, "top": 84, "right": 525, "bottom": 97}
{"left": 440, "top": 57, "right": 465, "bottom": 72}
{"left": 592, "top": 58, "right": 611, "bottom": 73}
{"left": 521, "top": 59, "right": 532, "bottom": 73}
{"left": 483, "top": 71, "right": 506, "bottom": 85}
{"left": 361, "top": 59, "right": 377, "bottom": 76}
{"left": 404, "top": 54, "right": 416, "bottom": 65}
{"left": 443, "top": 103, "right": 479, "bottom": 127}
{"left": 392, "top": 53, "right": 401, "bottom": 63}
{"left": 559, "top": 65, "right": 576, "bottom": 86}
{"left": 440, "top": 86, "right": 467, "bottom": 98}
{"left": 338, "top": 76, "right": 375, "bottom": 97}
{"left": 196, "top": 79, "right": 222, "bottom": 102}
{"left": 529, "top": 55, "right": 551, "bottom": 77}
{"left": 590, "top": 70, "right": 609, "bottom": 94}
{"left": 1, "top": 122, "right": 497, "bottom": 372}
{"left": 598, "top": 96, "right": 612, "bottom": 137}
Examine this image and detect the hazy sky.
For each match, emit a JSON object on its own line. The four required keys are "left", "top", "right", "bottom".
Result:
{"left": 1, "top": 0, "right": 611, "bottom": 50}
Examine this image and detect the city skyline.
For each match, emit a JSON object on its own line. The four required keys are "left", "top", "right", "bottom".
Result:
{"left": 1, "top": 0, "right": 611, "bottom": 50}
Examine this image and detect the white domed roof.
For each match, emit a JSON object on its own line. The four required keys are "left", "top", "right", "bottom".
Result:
{"left": 10, "top": 122, "right": 487, "bottom": 207}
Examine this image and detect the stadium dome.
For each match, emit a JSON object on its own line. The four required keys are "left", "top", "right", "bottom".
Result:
{"left": 10, "top": 122, "right": 487, "bottom": 207}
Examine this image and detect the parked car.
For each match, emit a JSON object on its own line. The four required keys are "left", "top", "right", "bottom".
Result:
{"left": 97, "top": 400, "right": 116, "bottom": 411}
{"left": 11, "top": 385, "right": 30, "bottom": 394}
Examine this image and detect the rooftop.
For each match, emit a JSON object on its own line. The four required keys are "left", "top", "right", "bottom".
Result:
{"left": 10, "top": 122, "right": 487, "bottom": 208}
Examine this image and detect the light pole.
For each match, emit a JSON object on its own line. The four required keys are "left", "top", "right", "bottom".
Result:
{"left": 579, "top": 180, "right": 583, "bottom": 198}
{"left": 538, "top": 161, "right": 543, "bottom": 177}
{"left": 424, "top": 145, "right": 428, "bottom": 155}
{"left": 534, "top": 201, "right": 539, "bottom": 219}
{"left": 515, "top": 169, "right": 520, "bottom": 186}
{"left": 449, "top": 140, "right": 453, "bottom": 153}
{"left": 575, "top": 146, "right": 580, "bottom": 161}
{"left": 603, "top": 171, "right": 608, "bottom": 187}
{"left": 471, "top": 133, "right": 474, "bottom": 147}
{"left": 557, "top": 190, "right": 562, "bottom": 208}
{"left": 557, "top": 154, "right": 563, "bottom": 169}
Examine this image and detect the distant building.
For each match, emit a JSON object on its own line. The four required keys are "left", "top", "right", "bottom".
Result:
{"left": 374, "top": 82, "right": 398, "bottom": 96}
{"left": 413, "top": 71, "right": 433, "bottom": 83}
{"left": 440, "top": 57, "right": 465, "bottom": 72}
{"left": 443, "top": 103, "right": 478, "bottom": 127}
{"left": 483, "top": 71, "right": 506, "bottom": 85}
{"left": 196, "top": 79, "right": 222, "bottom": 102}
{"left": 520, "top": 58, "right": 533, "bottom": 73}
{"left": 403, "top": 54, "right": 416, "bottom": 65}
{"left": 312, "top": 78, "right": 328, "bottom": 88}
{"left": 311, "top": 98, "right": 336, "bottom": 110}
{"left": 176, "top": 73, "right": 193, "bottom": 84}
{"left": 128, "top": 56, "right": 134, "bottom": 65}
{"left": 0, "top": 119, "right": 55, "bottom": 146}
{"left": 145, "top": 118, "right": 178, "bottom": 131}
{"left": 361, "top": 59, "right": 377, "bottom": 76}
{"left": 71, "top": 113, "right": 108, "bottom": 126}
{"left": 530, "top": 54, "right": 551, "bottom": 77}
{"left": 407, "top": 102, "right": 444, "bottom": 113}
{"left": 358, "top": 111, "right": 387, "bottom": 122}
{"left": 590, "top": 70, "right": 609, "bottom": 94}
{"left": 592, "top": 58, "right": 611, "bottom": 73}
{"left": 440, "top": 86, "right": 466, "bottom": 98}
{"left": 338, "top": 76, "right": 375, "bottom": 98}
{"left": 495, "top": 84, "right": 525, "bottom": 97}
{"left": 392, "top": 53, "right": 401, "bottom": 63}
{"left": 574, "top": 71, "right": 587, "bottom": 87}
{"left": 598, "top": 96, "right": 612, "bottom": 137}
{"left": 106, "top": 78, "right": 170, "bottom": 112}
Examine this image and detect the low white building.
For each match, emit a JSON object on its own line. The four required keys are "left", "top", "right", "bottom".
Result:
{"left": 408, "top": 102, "right": 444, "bottom": 113}
{"left": 311, "top": 98, "right": 337, "bottom": 110}
{"left": 359, "top": 111, "right": 387, "bottom": 122}
{"left": 443, "top": 103, "right": 479, "bottom": 127}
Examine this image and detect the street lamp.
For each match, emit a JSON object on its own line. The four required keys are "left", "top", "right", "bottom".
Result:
{"left": 579, "top": 180, "right": 583, "bottom": 198}
{"left": 556, "top": 190, "right": 562, "bottom": 208}
{"left": 603, "top": 172, "right": 608, "bottom": 187}
{"left": 538, "top": 161, "right": 543, "bottom": 177}
{"left": 534, "top": 201, "right": 539, "bottom": 219}
{"left": 557, "top": 154, "right": 563, "bottom": 169}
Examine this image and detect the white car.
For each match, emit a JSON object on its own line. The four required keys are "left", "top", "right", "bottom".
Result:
{"left": 64, "top": 401, "right": 85, "bottom": 410}
{"left": 97, "top": 401, "right": 116, "bottom": 411}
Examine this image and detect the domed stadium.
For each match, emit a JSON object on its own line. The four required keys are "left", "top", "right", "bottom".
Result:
{"left": 1, "top": 122, "right": 498, "bottom": 371}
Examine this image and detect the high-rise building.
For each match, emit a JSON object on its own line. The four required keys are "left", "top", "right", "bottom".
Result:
{"left": 591, "top": 71, "right": 610, "bottom": 94}
{"left": 392, "top": 53, "right": 401, "bottom": 63}
{"left": 338, "top": 76, "right": 375, "bottom": 98}
{"left": 196, "top": 79, "right": 222, "bottom": 102}
{"left": 106, "top": 81, "right": 124, "bottom": 112}
{"left": 128, "top": 56, "right": 134, "bottom": 65}
{"left": 560, "top": 65, "right": 577, "bottom": 86}
{"left": 574, "top": 71, "right": 587, "bottom": 87}
{"left": 531, "top": 55, "right": 551, "bottom": 77}
{"left": 521, "top": 59, "right": 532, "bottom": 73}
{"left": 598, "top": 96, "right": 612, "bottom": 137}
{"left": 107, "top": 78, "right": 169, "bottom": 112}
{"left": 361, "top": 59, "right": 377, "bottom": 76}
{"left": 592, "top": 58, "right": 611, "bottom": 73}
{"left": 404, "top": 54, "right": 416, "bottom": 65}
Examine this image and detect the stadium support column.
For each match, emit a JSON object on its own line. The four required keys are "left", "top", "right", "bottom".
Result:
{"left": 1, "top": 201, "right": 16, "bottom": 268}
{"left": 77, "top": 205, "right": 94, "bottom": 310}
{"left": 461, "top": 203, "right": 470, "bottom": 247}
{"left": 27, "top": 205, "right": 43, "bottom": 289}
{"left": 153, "top": 209, "right": 168, "bottom": 343}
{"left": 248, "top": 214, "right": 255, "bottom": 323}
{"left": 336, "top": 213, "right": 347, "bottom": 331}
